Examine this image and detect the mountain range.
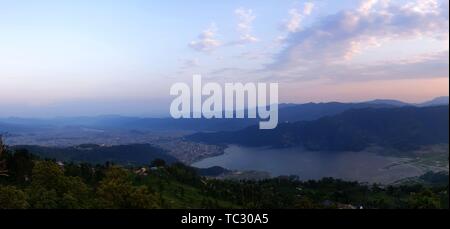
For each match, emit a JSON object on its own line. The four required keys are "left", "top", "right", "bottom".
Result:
{"left": 365, "top": 96, "right": 449, "bottom": 107}
{"left": 188, "top": 105, "right": 449, "bottom": 152}
{"left": 1, "top": 96, "right": 448, "bottom": 133}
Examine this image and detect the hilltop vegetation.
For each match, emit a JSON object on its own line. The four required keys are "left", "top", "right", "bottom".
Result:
{"left": 9, "top": 144, "right": 177, "bottom": 166}
{"left": 0, "top": 142, "right": 448, "bottom": 209}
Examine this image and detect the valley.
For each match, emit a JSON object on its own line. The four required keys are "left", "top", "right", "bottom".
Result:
{"left": 2, "top": 128, "right": 225, "bottom": 165}
{"left": 1, "top": 100, "right": 449, "bottom": 185}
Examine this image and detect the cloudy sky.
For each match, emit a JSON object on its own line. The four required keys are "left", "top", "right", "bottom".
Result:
{"left": 0, "top": 0, "right": 448, "bottom": 117}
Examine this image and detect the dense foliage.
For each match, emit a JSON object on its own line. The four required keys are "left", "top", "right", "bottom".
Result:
{"left": 0, "top": 144, "right": 448, "bottom": 209}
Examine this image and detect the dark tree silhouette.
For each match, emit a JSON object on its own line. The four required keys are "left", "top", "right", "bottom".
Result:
{"left": 0, "top": 135, "right": 9, "bottom": 177}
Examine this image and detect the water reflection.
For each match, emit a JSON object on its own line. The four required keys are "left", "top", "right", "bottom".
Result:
{"left": 192, "top": 145, "right": 424, "bottom": 184}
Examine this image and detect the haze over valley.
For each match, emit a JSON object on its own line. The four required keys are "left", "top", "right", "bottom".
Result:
{"left": 1, "top": 97, "right": 448, "bottom": 184}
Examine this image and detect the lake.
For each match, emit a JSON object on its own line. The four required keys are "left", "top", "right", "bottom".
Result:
{"left": 192, "top": 145, "right": 425, "bottom": 184}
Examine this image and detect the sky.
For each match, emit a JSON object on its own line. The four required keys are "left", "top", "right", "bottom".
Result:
{"left": 0, "top": 0, "right": 449, "bottom": 117}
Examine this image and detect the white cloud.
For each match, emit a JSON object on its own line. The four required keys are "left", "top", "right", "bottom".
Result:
{"left": 272, "top": 0, "right": 449, "bottom": 71}
{"left": 303, "top": 2, "right": 315, "bottom": 15}
{"left": 358, "top": 0, "right": 379, "bottom": 14}
{"left": 274, "top": 2, "right": 315, "bottom": 48}
{"left": 231, "top": 8, "right": 259, "bottom": 45}
{"left": 282, "top": 2, "right": 315, "bottom": 33}
{"left": 285, "top": 9, "right": 302, "bottom": 33}
{"left": 189, "top": 24, "right": 222, "bottom": 53}
{"left": 403, "top": 0, "right": 440, "bottom": 14}
{"left": 252, "top": 0, "right": 450, "bottom": 88}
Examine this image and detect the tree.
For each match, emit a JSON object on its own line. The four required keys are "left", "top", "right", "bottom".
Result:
{"left": 28, "top": 161, "right": 92, "bottom": 209}
{"left": 151, "top": 159, "right": 166, "bottom": 167}
{"left": 294, "top": 197, "right": 320, "bottom": 209}
{"left": 96, "top": 166, "right": 159, "bottom": 209}
{"left": 26, "top": 186, "right": 59, "bottom": 209}
{"left": 31, "top": 161, "right": 65, "bottom": 191}
{"left": 0, "top": 185, "right": 29, "bottom": 209}
{"left": 407, "top": 189, "right": 441, "bottom": 209}
{"left": 0, "top": 135, "right": 9, "bottom": 177}
{"left": 8, "top": 149, "right": 34, "bottom": 183}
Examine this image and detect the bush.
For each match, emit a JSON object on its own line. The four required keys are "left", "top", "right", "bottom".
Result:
{"left": 0, "top": 185, "right": 29, "bottom": 209}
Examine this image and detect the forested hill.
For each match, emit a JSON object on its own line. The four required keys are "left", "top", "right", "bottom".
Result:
{"left": 0, "top": 147, "right": 448, "bottom": 209}
{"left": 188, "top": 105, "right": 449, "bottom": 151}
{"left": 10, "top": 144, "right": 177, "bottom": 166}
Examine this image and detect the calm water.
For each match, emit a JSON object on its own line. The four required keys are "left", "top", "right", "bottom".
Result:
{"left": 192, "top": 145, "right": 424, "bottom": 184}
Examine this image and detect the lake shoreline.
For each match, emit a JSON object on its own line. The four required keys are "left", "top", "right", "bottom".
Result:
{"left": 192, "top": 145, "right": 449, "bottom": 184}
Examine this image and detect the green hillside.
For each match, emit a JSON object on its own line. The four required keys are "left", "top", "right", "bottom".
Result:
{"left": 0, "top": 144, "right": 448, "bottom": 209}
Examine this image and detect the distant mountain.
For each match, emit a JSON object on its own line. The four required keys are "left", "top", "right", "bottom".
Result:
{"left": 418, "top": 96, "right": 449, "bottom": 107}
{"left": 1, "top": 97, "right": 447, "bottom": 133}
{"left": 188, "top": 106, "right": 449, "bottom": 152}
{"left": 0, "top": 102, "right": 397, "bottom": 132}
{"left": 360, "top": 96, "right": 450, "bottom": 107}
{"left": 364, "top": 99, "right": 411, "bottom": 107}
{"left": 277, "top": 102, "right": 396, "bottom": 122}
{"left": 0, "top": 121, "right": 48, "bottom": 133}
{"left": 10, "top": 144, "right": 177, "bottom": 166}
